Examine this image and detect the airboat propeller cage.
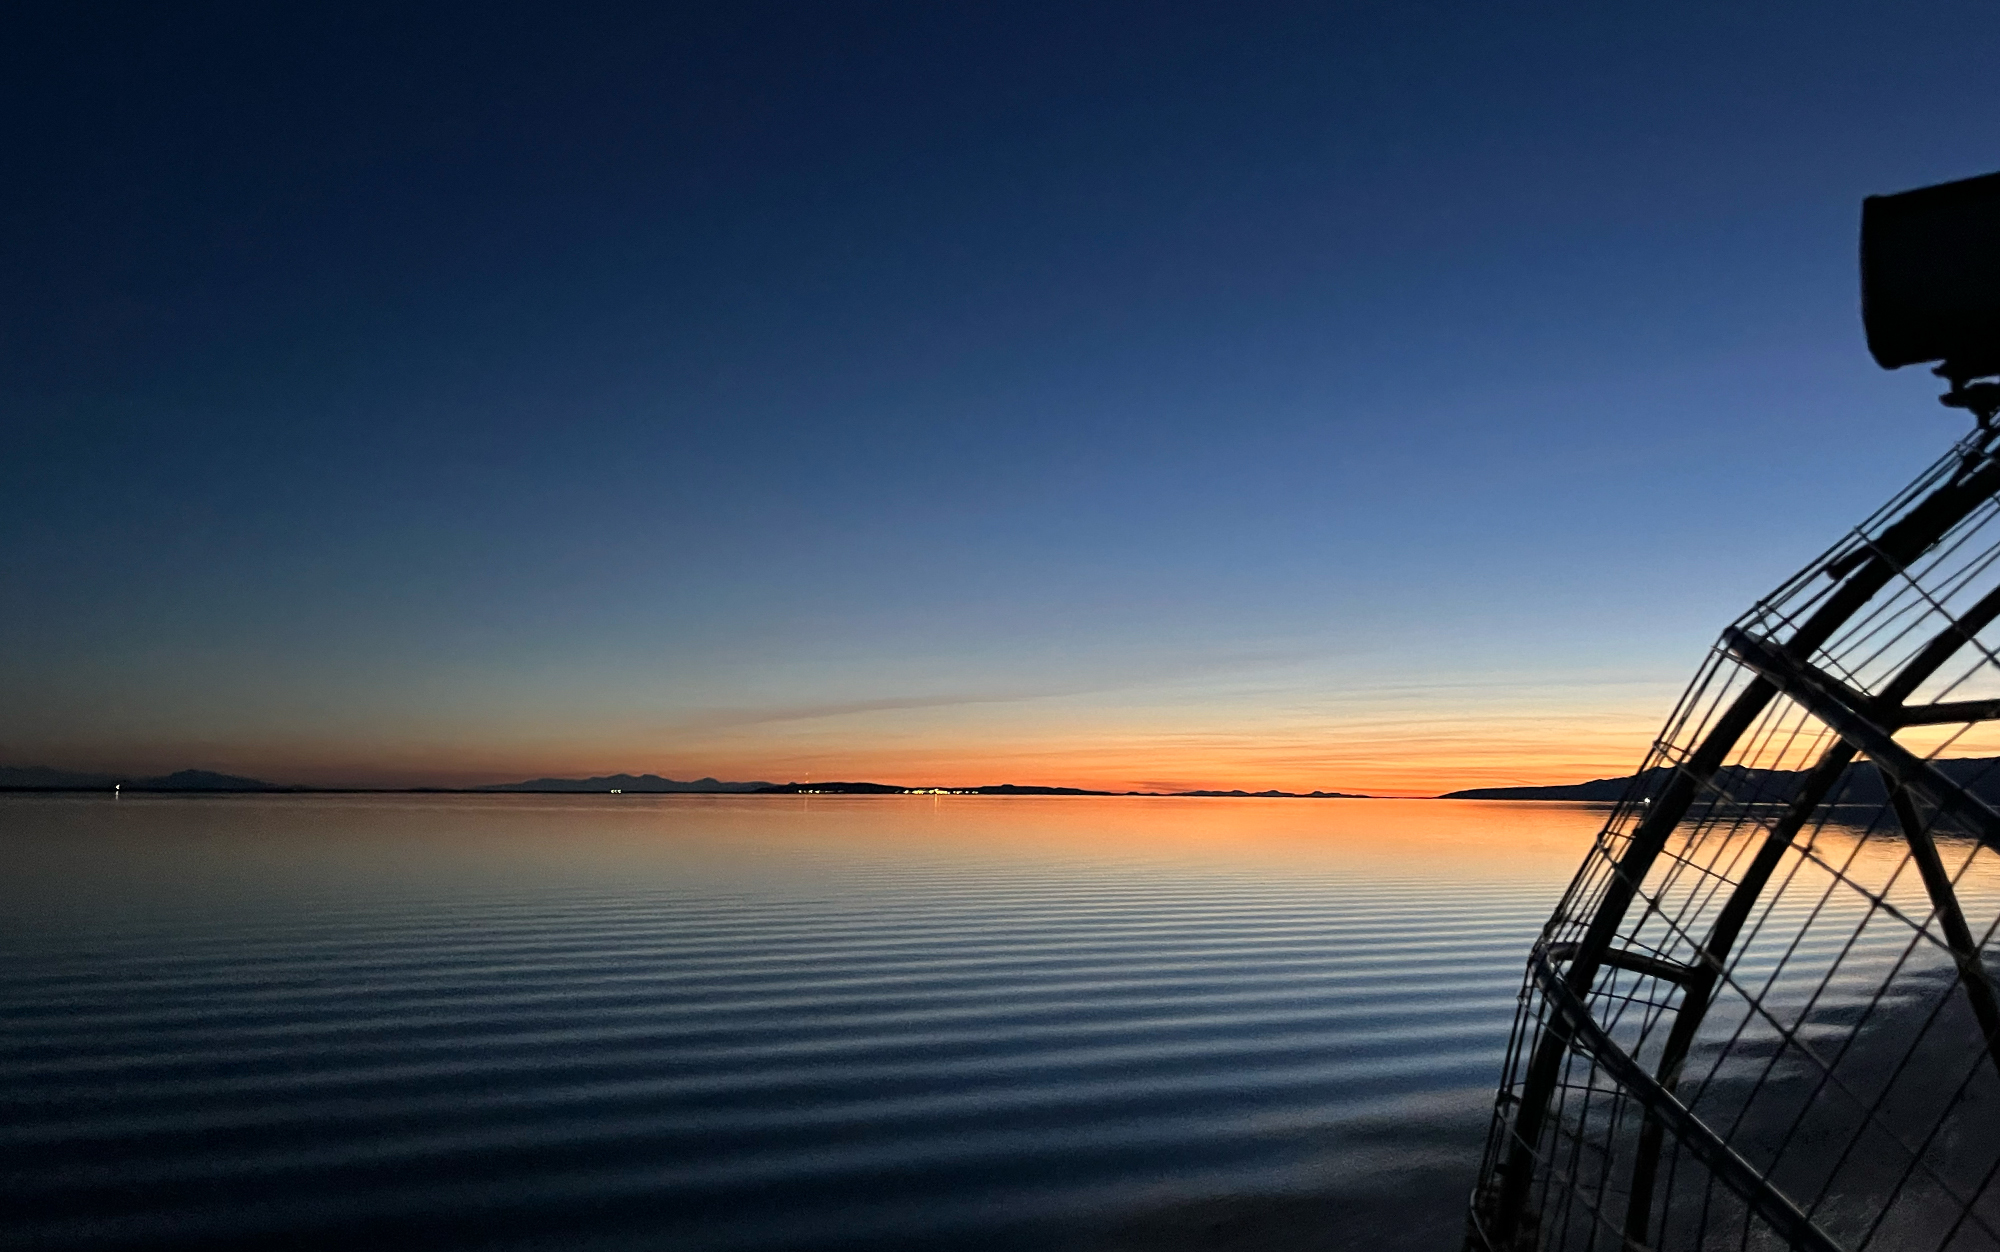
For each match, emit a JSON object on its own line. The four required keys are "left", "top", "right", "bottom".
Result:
{"left": 1461, "top": 175, "right": 2000, "bottom": 1252}
{"left": 1861, "top": 168, "right": 2000, "bottom": 384}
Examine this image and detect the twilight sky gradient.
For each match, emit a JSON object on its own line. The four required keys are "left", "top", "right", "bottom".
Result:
{"left": 6, "top": 3, "right": 2000, "bottom": 794}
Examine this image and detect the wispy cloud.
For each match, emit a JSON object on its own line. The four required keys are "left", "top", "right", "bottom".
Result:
{"left": 662, "top": 644, "right": 1331, "bottom": 731}
{"left": 666, "top": 687, "right": 1092, "bottom": 730}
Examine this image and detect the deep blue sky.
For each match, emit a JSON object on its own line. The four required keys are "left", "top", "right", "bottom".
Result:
{"left": 6, "top": 2, "right": 1999, "bottom": 790}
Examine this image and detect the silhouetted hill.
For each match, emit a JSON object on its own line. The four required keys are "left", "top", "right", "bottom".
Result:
{"left": 481, "top": 773, "right": 774, "bottom": 793}
{"left": 754, "top": 781, "right": 911, "bottom": 794}
{"left": 0, "top": 767, "right": 286, "bottom": 791}
{"left": 1173, "top": 789, "right": 1372, "bottom": 798}
{"left": 754, "top": 782, "right": 1124, "bottom": 795}
{"left": 1439, "top": 776, "right": 1639, "bottom": 801}
{"left": 752, "top": 781, "right": 1375, "bottom": 797}
{"left": 0, "top": 768, "right": 1375, "bottom": 796}
{"left": 139, "top": 769, "right": 285, "bottom": 791}
{"left": 1439, "top": 757, "right": 2000, "bottom": 804}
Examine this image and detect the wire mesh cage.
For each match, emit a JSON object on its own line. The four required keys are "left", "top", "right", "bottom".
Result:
{"left": 1466, "top": 424, "right": 2000, "bottom": 1252}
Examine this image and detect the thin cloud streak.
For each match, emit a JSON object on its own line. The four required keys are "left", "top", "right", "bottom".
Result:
{"left": 666, "top": 688, "right": 1089, "bottom": 730}
{"left": 658, "top": 644, "right": 1335, "bottom": 731}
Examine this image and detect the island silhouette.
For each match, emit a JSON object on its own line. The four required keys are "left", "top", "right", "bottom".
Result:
{"left": 30, "top": 761, "right": 1989, "bottom": 801}
{"left": 1440, "top": 756, "right": 2000, "bottom": 803}
{"left": 0, "top": 767, "right": 1371, "bottom": 797}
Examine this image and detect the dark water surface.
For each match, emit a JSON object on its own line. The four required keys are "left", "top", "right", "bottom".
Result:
{"left": 0, "top": 793, "right": 1599, "bottom": 1251}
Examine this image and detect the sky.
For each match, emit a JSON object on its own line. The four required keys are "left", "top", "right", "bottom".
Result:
{"left": 5, "top": 2, "right": 2000, "bottom": 795}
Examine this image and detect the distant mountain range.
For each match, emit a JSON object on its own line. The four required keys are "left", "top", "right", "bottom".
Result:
{"left": 1439, "top": 775, "right": 1638, "bottom": 801}
{"left": 755, "top": 781, "right": 1117, "bottom": 795}
{"left": 1438, "top": 757, "right": 2000, "bottom": 804}
{"left": 1176, "top": 788, "right": 1371, "bottom": 799}
{"left": 754, "top": 782, "right": 1374, "bottom": 797}
{"left": 25, "top": 757, "right": 2000, "bottom": 802}
{"left": 0, "top": 767, "right": 290, "bottom": 791}
{"left": 0, "top": 769, "right": 779, "bottom": 793}
{"left": 0, "top": 767, "right": 1375, "bottom": 798}
{"left": 479, "top": 774, "right": 773, "bottom": 793}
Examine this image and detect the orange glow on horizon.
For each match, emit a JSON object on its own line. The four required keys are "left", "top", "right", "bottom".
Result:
{"left": 18, "top": 701, "right": 1672, "bottom": 796}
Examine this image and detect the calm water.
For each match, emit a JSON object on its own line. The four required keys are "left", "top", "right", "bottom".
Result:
{"left": 0, "top": 793, "right": 1600, "bottom": 1251}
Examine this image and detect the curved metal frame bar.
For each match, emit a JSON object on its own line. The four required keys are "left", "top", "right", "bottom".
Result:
{"left": 1618, "top": 579, "right": 2000, "bottom": 1244}
{"left": 1525, "top": 950, "right": 1844, "bottom": 1252}
{"left": 1489, "top": 451, "right": 2000, "bottom": 1248}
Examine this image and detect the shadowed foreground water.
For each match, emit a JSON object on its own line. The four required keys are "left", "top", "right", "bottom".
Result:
{"left": 0, "top": 793, "right": 1599, "bottom": 1251}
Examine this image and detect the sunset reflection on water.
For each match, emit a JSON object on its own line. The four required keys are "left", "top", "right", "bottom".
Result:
{"left": 1, "top": 793, "right": 1604, "bottom": 1252}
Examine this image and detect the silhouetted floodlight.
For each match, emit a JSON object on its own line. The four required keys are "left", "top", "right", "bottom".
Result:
{"left": 1863, "top": 169, "right": 2000, "bottom": 416}
{"left": 1463, "top": 175, "right": 2000, "bottom": 1251}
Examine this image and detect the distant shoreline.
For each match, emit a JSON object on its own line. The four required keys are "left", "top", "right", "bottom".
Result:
{"left": 35, "top": 764, "right": 1848, "bottom": 800}
{"left": 0, "top": 783, "right": 1390, "bottom": 799}
{"left": 0, "top": 763, "right": 1663, "bottom": 800}
{"left": 0, "top": 766, "right": 1380, "bottom": 798}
